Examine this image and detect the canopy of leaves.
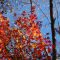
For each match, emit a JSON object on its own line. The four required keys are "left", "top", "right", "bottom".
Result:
{"left": 0, "top": 11, "right": 52, "bottom": 60}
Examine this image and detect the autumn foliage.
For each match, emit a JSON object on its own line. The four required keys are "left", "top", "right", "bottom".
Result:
{"left": 0, "top": 10, "right": 52, "bottom": 60}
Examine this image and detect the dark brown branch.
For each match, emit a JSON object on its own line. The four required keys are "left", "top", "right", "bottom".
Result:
{"left": 30, "top": 0, "right": 33, "bottom": 14}
{"left": 49, "top": 0, "right": 56, "bottom": 60}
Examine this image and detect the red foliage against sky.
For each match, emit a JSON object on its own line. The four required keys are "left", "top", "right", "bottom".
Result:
{"left": 0, "top": 11, "right": 52, "bottom": 60}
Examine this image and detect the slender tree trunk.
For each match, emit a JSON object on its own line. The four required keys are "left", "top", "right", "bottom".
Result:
{"left": 49, "top": 0, "right": 56, "bottom": 60}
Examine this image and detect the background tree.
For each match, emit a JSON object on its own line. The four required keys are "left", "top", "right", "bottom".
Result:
{"left": 0, "top": 0, "right": 60, "bottom": 60}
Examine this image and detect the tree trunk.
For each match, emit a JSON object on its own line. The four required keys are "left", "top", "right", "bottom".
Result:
{"left": 49, "top": 0, "right": 56, "bottom": 60}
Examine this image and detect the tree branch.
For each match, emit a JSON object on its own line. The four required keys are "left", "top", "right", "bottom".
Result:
{"left": 50, "top": 0, "right": 56, "bottom": 60}
{"left": 30, "top": 0, "right": 33, "bottom": 14}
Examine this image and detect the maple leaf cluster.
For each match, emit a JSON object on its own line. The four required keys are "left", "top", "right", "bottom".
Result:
{"left": 0, "top": 10, "right": 52, "bottom": 60}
